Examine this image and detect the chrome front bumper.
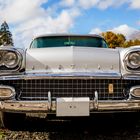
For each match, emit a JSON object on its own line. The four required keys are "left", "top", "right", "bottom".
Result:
{"left": 1, "top": 100, "right": 140, "bottom": 113}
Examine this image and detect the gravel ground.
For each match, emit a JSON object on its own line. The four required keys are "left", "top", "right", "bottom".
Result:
{"left": 0, "top": 113, "right": 140, "bottom": 140}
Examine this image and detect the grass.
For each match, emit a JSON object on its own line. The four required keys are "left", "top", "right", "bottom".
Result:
{"left": 0, "top": 131, "right": 5, "bottom": 140}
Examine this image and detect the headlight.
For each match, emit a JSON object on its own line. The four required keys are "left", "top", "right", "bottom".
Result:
{"left": 126, "top": 52, "right": 140, "bottom": 69}
{"left": 128, "top": 52, "right": 140, "bottom": 68}
{"left": 0, "top": 49, "right": 22, "bottom": 71}
{"left": 4, "top": 52, "right": 19, "bottom": 68}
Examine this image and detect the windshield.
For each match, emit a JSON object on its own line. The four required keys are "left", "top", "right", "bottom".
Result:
{"left": 30, "top": 36, "right": 108, "bottom": 48}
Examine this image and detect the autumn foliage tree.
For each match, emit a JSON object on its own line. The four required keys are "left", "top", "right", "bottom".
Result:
{"left": 101, "top": 31, "right": 126, "bottom": 48}
{"left": 124, "top": 39, "right": 140, "bottom": 48}
{"left": 101, "top": 31, "right": 140, "bottom": 48}
{"left": 0, "top": 21, "right": 14, "bottom": 46}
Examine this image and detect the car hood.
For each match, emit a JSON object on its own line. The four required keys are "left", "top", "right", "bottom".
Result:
{"left": 26, "top": 47, "right": 120, "bottom": 75}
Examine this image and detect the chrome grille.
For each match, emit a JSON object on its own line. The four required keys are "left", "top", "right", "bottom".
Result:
{"left": 1, "top": 79, "right": 139, "bottom": 101}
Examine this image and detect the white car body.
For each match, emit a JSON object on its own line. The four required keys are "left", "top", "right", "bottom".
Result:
{"left": 0, "top": 34, "right": 140, "bottom": 118}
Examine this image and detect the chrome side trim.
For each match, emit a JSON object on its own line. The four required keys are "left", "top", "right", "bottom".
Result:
{"left": 0, "top": 75, "right": 25, "bottom": 80}
{"left": 1, "top": 100, "right": 140, "bottom": 113}
{"left": 123, "top": 74, "right": 140, "bottom": 80}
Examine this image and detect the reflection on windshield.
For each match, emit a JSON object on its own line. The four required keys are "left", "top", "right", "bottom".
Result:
{"left": 30, "top": 36, "right": 108, "bottom": 48}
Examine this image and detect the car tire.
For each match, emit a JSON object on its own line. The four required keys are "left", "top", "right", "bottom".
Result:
{"left": 0, "top": 111, "right": 26, "bottom": 129}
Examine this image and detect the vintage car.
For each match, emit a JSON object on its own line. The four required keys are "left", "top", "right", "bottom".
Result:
{"left": 0, "top": 34, "right": 140, "bottom": 127}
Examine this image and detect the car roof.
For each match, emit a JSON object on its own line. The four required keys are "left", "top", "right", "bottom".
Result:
{"left": 33, "top": 34, "right": 104, "bottom": 40}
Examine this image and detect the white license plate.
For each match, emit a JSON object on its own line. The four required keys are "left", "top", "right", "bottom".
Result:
{"left": 56, "top": 97, "right": 89, "bottom": 117}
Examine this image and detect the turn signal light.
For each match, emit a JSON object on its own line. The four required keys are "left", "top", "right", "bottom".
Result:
{"left": 130, "top": 86, "right": 140, "bottom": 98}
{"left": 133, "top": 89, "right": 140, "bottom": 97}
{"left": 0, "top": 86, "right": 15, "bottom": 100}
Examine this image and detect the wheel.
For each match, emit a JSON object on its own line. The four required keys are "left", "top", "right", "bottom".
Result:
{"left": 0, "top": 111, "right": 26, "bottom": 129}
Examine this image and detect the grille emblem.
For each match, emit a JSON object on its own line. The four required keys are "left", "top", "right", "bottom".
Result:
{"left": 108, "top": 84, "right": 114, "bottom": 94}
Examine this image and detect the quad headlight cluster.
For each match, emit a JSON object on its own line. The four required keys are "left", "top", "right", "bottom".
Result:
{"left": 125, "top": 51, "right": 140, "bottom": 70}
{"left": 0, "top": 50, "right": 22, "bottom": 70}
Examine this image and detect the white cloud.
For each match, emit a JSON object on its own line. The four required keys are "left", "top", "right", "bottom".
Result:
{"left": 129, "top": 0, "right": 140, "bottom": 9}
{"left": 97, "top": 0, "right": 114, "bottom": 10}
{"left": 89, "top": 24, "right": 138, "bottom": 39}
{"left": 97, "top": 0, "right": 127, "bottom": 10}
{"left": 75, "top": 0, "right": 130, "bottom": 10}
{"left": 78, "top": 0, "right": 99, "bottom": 9}
{"left": 60, "top": 0, "right": 75, "bottom": 7}
{"left": 0, "top": 0, "right": 140, "bottom": 48}
{"left": 0, "top": 0, "right": 80, "bottom": 48}
{"left": 111, "top": 24, "right": 138, "bottom": 38}
{"left": 13, "top": 8, "right": 80, "bottom": 48}
{"left": 0, "top": 0, "right": 48, "bottom": 24}
{"left": 89, "top": 28, "right": 102, "bottom": 34}
{"left": 61, "top": 0, "right": 140, "bottom": 10}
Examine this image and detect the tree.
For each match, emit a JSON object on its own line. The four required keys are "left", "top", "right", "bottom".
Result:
{"left": 124, "top": 39, "right": 140, "bottom": 48}
{"left": 117, "top": 33, "right": 126, "bottom": 47}
{"left": 101, "top": 31, "right": 126, "bottom": 48}
{"left": 0, "top": 21, "right": 14, "bottom": 46}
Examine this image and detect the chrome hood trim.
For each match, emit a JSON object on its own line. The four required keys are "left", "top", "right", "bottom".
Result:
{"left": 0, "top": 72, "right": 121, "bottom": 80}
{"left": 24, "top": 72, "right": 121, "bottom": 79}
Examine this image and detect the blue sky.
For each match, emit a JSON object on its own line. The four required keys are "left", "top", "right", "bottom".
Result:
{"left": 0, "top": 0, "right": 140, "bottom": 47}
{"left": 44, "top": 1, "right": 140, "bottom": 33}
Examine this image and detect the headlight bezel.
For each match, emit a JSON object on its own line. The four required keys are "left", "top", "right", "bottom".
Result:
{"left": 124, "top": 50, "right": 140, "bottom": 71}
{"left": 3, "top": 51, "right": 20, "bottom": 68}
{"left": 0, "top": 49, "right": 22, "bottom": 71}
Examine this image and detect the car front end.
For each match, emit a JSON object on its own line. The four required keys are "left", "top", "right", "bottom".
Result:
{"left": 0, "top": 34, "right": 140, "bottom": 121}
